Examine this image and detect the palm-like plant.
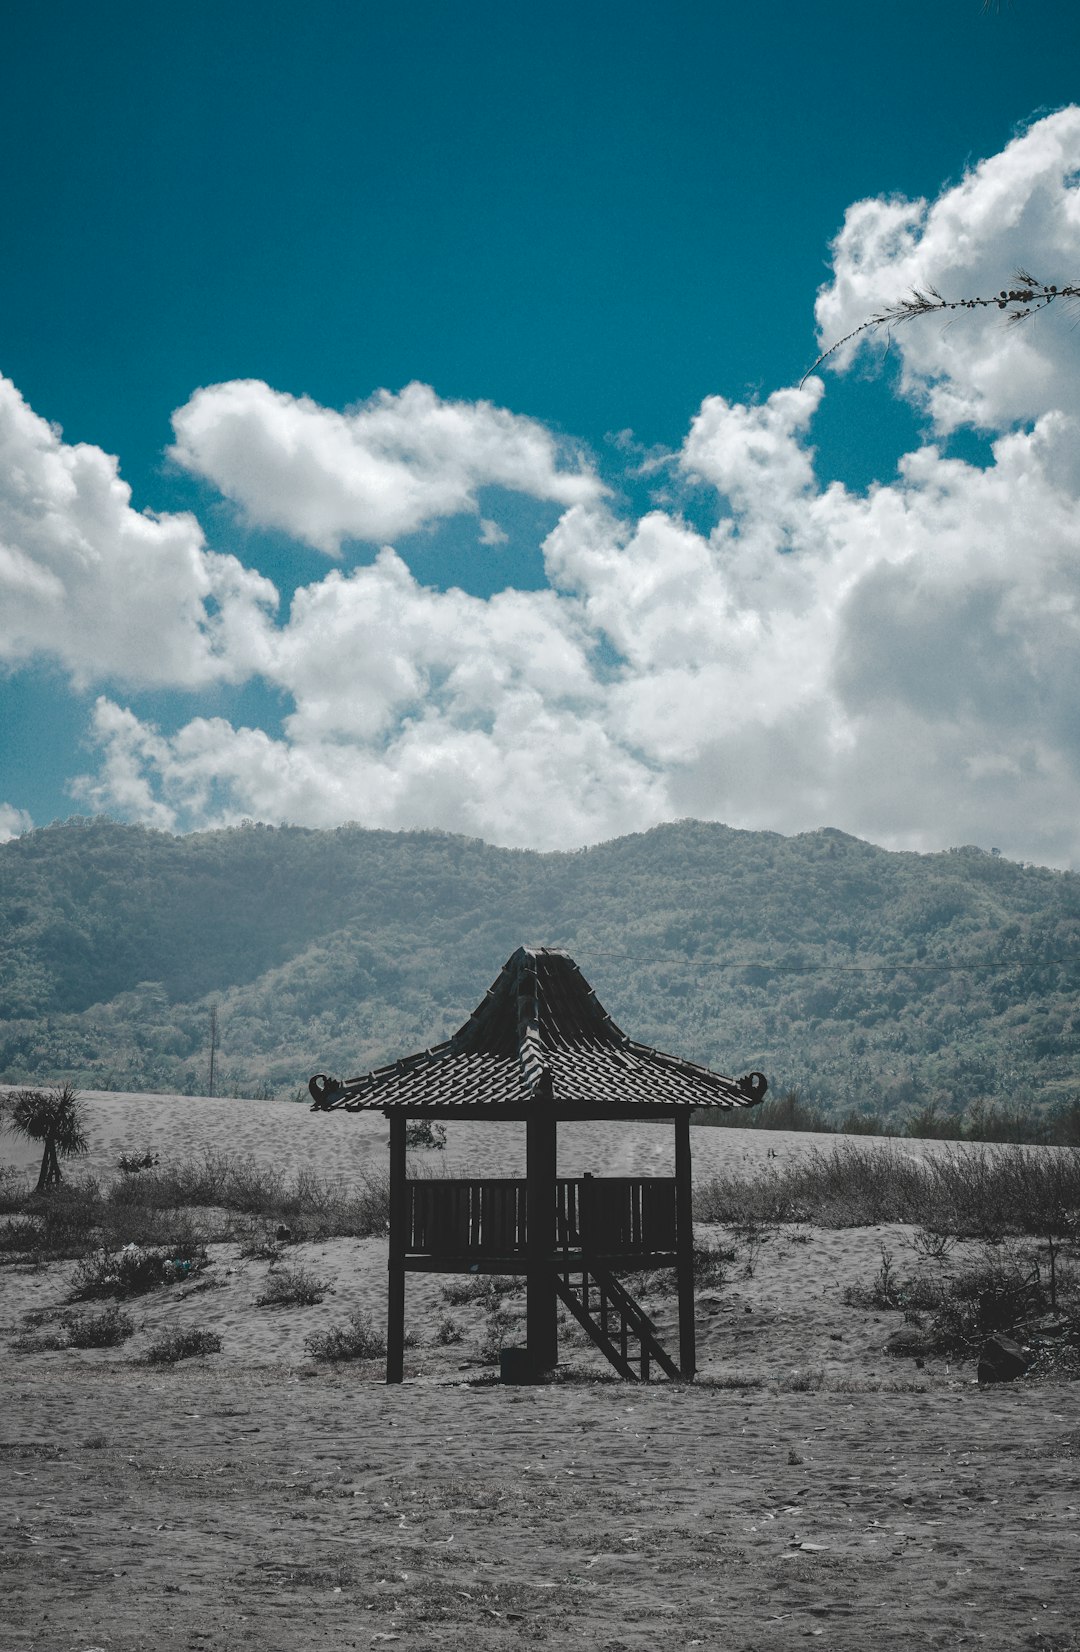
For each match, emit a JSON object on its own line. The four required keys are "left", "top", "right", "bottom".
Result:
{"left": 2, "top": 1085, "right": 89, "bottom": 1191}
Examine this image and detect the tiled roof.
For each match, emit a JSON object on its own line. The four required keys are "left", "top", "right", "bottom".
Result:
{"left": 309, "top": 946, "right": 767, "bottom": 1115}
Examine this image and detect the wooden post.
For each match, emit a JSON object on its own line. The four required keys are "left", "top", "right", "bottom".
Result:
{"left": 674, "top": 1111, "right": 696, "bottom": 1380}
{"left": 386, "top": 1112, "right": 407, "bottom": 1383}
{"left": 526, "top": 1112, "right": 558, "bottom": 1374}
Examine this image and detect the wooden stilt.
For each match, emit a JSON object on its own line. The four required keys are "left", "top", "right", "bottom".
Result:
{"left": 526, "top": 1113, "right": 558, "bottom": 1374}
{"left": 387, "top": 1113, "right": 407, "bottom": 1383}
{"left": 674, "top": 1111, "right": 696, "bottom": 1380}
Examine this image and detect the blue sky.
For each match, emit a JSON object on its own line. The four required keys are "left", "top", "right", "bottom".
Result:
{"left": 3, "top": 1, "right": 1080, "bottom": 865}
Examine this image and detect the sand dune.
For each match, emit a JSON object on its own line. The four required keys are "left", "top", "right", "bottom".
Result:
{"left": 0, "top": 1083, "right": 1001, "bottom": 1185}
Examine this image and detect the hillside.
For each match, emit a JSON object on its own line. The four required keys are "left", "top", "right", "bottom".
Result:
{"left": 1, "top": 816, "right": 1078, "bottom": 1119}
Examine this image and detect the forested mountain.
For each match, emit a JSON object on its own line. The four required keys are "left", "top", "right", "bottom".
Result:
{"left": 1, "top": 816, "right": 1078, "bottom": 1121}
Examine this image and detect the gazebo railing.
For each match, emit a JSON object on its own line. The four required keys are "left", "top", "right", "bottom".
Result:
{"left": 405, "top": 1176, "right": 676, "bottom": 1259}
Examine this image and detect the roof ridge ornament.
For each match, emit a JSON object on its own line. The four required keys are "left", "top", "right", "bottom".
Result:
{"left": 514, "top": 950, "right": 551, "bottom": 1096}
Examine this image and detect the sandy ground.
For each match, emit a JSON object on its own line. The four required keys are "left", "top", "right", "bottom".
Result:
{"left": 1, "top": 1090, "right": 1078, "bottom": 1650}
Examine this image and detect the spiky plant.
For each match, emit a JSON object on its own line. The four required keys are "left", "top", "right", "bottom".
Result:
{"left": 2, "top": 1085, "right": 89, "bottom": 1192}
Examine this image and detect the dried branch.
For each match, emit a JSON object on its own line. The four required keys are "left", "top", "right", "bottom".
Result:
{"left": 801, "top": 272, "right": 1080, "bottom": 388}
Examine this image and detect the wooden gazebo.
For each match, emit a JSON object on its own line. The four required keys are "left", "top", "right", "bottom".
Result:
{"left": 309, "top": 946, "right": 766, "bottom": 1383}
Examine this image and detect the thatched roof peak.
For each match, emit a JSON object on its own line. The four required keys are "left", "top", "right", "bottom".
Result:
{"left": 309, "top": 945, "right": 766, "bottom": 1117}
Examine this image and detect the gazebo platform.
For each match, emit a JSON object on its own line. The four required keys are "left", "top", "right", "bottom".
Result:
{"left": 311, "top": 946, "right": 766, "bottom": 1382}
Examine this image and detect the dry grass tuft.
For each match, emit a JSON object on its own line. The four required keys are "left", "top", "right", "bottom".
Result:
{"left": 695, "top": 1142, "right": 1080, "bottom": 1237}
{"left": 0, "top": 1153, "right": 392, "bottom": 1266}
{"left": 256, "top": 1263, "right": 330, "bottom": 1307}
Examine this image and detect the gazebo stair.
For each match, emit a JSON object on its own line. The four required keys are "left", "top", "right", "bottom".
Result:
{"left": 555, "top": 1267, "right": 682, "bottom": 1382}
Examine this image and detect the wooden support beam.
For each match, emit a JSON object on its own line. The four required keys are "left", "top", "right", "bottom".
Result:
{"left": 674, "top": 1111, "right": 696, "bottom": 1380}
{"left": 386, "top": 1113, "right": 407, "bottom": 1383}
{"left": 526, "top": 1112, "right": 558, "bottom": 1374}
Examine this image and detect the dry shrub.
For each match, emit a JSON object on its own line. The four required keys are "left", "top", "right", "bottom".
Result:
{"left": 693, "top": 1241, "right": 733, "bottom": 1286}
{"left": 237, "top": 1229, "right": 287, "bottom": 1261}
{"left": 779, "top": 1368, "right": 826, "bottom": 1393}
{"left": 64, "top": 1306, "right": 136, "bottom": 1348}
{"left": 70, "top": 1242, "right": 208, "bottom": 1301}
{"left": 101, "top": 1205, "right": 213, "bottom": 1252}
{"left": 0, "top": 1215, "right": 41, "bottom": 1257}
{"left": 0, "top": 1153, "right": 390, "bottom": 1267}
{"left": 256, "top": 1263, "right": 329, "bottom": 1307}
{"left": 2, "top": 1179, "right": 105, "bottom": 1261}
{"left": 11, "top": 1323, "right": 69, "bottom": 1353}
{"left": 0, "top": 1165, "right": 29, "bottom": 1214}
{"left": 14, "top": 1305, "right": 135, "bottom": 1352}
{"left": 843, "top": 1244, "right": 943, "bottom": 1313}
{"left": 304, "top": 1309, "right": 386, "bottom": 1361}
{"left": 405, "top": 1119, "right": 447, "bottom": 1150}
{"left": 477, "top": 1302, "right": 520, "bottom": 1364}
{"left": 441, "top": 1273, "right": 521, "bottom": 1306}
{"left": 695, "top": 1142, "right": 1080, "bottom": 1237}
{"left": 698, "top": 1373, "right": 764, "bottom": 1390}
{"left": 107, "top": 1153, "right": 390, "bottom": 1238}
{"left": 922, "top": 1146, "right": 1080, "bottom": 1237}
{"left": 929, "top": 1249, "right": 1049, "bottom": 1355}
{"left": 116, "top": 1151, "right": 159, "bottom": 1174}
{"left": 847, "top": 1239, "right": 1075, "bottom": 1360}
{"left": 144, "top": 1325, "right": 222, "bottom": 1364}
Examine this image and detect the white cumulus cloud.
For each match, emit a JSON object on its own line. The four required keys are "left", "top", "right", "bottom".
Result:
{"left": 77, "top": 383, "right": 1080, "bottom": 864}
{"left": 169, "top": 379, "right": 604, "bottom": 552}
{"left": 814, "top": 107, "right": 1080, "bottom": 432}
{"left": 0, "top": 376, "right": 278, "bottom": 690}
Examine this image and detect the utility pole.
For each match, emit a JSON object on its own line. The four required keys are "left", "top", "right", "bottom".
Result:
{"left": 208, "top": 1005, "right": 219, "bottom": 1098}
